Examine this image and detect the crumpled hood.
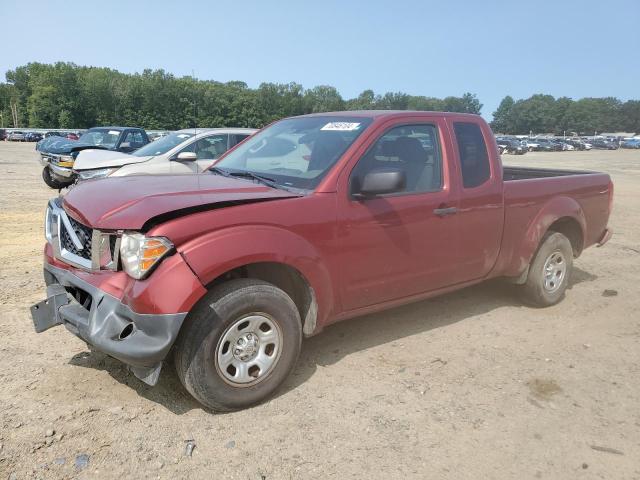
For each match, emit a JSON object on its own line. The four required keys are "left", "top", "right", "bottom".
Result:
{"left": 74, "top": 149, "right": 150, "bottom": 169}
{"left": 62, "top": 174, "right": 301, "bottom": 230}
{"left": 37, "top": 136, "right": 111, "bottom": 155}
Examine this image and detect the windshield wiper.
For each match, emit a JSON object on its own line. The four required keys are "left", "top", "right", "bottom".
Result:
{"left": 210, "top": 167, "right": 287, "bottom": 191}
{"left": 209, "top": 166, "right": 231, "bottom": 177}
{"left": 229, "top": 171, "right": 283, "bottom": 189}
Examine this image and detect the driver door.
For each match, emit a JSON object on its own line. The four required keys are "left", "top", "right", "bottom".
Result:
{"left": 337, "top": 120, "right": 461, "bottom": 311}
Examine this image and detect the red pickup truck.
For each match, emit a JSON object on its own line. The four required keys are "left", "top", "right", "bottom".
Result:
{"left": 31, "top": 111, "right": 613, "bottom": 411}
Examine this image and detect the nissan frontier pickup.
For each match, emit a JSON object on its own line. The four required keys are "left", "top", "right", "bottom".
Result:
{"left": 31, "top": 111, "right": 613, "bottom": 411}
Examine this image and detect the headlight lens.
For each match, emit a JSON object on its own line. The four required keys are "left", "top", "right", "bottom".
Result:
{"left": 76, "top": 168, "right": 117, "bottom": 180}
{"left": 120, "top": 233, "right": 173, "bottom": 279}
{"left": 57, "top": 155, "right": 75, "bottom": 167}
{"left": 44, "top": 205, "right": 53, "bottom": 242}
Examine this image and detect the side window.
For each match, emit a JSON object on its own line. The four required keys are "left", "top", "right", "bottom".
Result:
{"left": 122, "top": 131, "right": 144, "bottom": 148}
{"left": 351, "top": 124, "right": 442, "bottom": 194}
{"left": 231, "top": 134, "right": 250, "bottom": 147}
{"left": 453, "top": 122, "right": 490, "bottom": 188}
{"left": 192, "top": 134, "right": 229, "bottom": 160}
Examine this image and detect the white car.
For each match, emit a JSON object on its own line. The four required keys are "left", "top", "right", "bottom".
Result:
{"left": 73, "top": 128, "right": 256, "bottom": 181}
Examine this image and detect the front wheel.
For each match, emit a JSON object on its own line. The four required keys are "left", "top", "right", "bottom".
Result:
{"left": 518, "top": 232, "right": 573, "bottom": 307}
{"left": 173, "top": 279, "right": 302, "bottom": 411}
{"left": 42, "top": 167, "right": 73, "bottom": 189}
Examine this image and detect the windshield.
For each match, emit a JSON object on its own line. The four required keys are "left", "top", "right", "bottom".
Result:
{"left": 133, "top": 131, "right": 195, "bottom": 156}
{"left": 214, "top": 116, "right": 372, "bottom": 190}
{"left": 80, "top": 129, "right": 121, "bottom": 148}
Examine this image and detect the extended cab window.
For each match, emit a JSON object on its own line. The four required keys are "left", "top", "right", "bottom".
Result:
{"left": 351, "top": 124, "right": 443, "bottom": 194}
{"left": 453, "top": 122, "right": 490, "bottom": 188}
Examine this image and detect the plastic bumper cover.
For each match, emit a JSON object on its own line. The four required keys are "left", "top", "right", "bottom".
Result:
{"left": 30, "top": 263, "right": 187, "bottom": 385}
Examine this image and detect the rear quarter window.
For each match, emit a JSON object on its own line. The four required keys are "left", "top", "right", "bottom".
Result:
{"left": 453, "top": 122, "right": 490, "bottom": 188}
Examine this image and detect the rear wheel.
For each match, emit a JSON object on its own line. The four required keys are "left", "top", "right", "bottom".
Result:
{"left": 518, "top": 232, "right": 573, "bottom": 307}
{"left": 173, "top": 279, "right": 302, "bottom": 411}
{"left": 42, "top": 167, "right": 73, "bottom": 189}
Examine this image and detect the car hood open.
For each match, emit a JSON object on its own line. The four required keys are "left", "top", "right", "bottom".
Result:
{"left": 73, "top": 149, "right": 151, "bottom": 169}
{"left": 62, "top": 173, "right": 301, "bottom": 230}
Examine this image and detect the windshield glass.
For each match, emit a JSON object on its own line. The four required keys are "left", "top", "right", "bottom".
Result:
{"left": 79, "top": 129, "right": 121, "bottom": 148}
{"left": 133, "top": 131, "right": 195, "bottom": 156}
{"left": 214, "top": 116, "right": 372, "bottom": 190}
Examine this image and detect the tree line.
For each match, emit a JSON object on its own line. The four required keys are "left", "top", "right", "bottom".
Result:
{"left": 1, "top": 63, "right": 637, "bottom": 135}
{"left": 0, "top": 62, "right": 481, "bottom": 130}
{"left": 491, "top": 94, "right": 640, "bottom": 135}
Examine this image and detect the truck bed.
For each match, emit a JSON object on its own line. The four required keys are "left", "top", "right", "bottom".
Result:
{"left": 496, "top": 167, "right": 612, "bottom": 278}
{"left": 503, "top": 166, "right": 596, "bottom": 181}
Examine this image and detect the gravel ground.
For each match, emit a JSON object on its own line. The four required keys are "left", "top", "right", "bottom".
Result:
{"left": 0, "top": 142, "right": 638, "bottom": 480}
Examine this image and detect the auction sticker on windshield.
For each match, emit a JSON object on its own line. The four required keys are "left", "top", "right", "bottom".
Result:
{"left": 321, "top": 122, "right": 361, "bottom": 131}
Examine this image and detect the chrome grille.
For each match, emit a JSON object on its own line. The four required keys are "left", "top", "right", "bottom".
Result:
{"left": 60, "top": 215, "right": 93, "bottom": 260}
{"left": 45, "top": 199, "right": 120, "bottom": 271}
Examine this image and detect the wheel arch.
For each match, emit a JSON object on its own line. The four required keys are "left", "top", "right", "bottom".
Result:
{"left": 504, "top": 195, "right": 586, "bottom": 280}
{"left": 179, "top": 225, "right": 335, "bottom": 335}
{"left": 206, "top": 261, "right": 319, "bottom": 336}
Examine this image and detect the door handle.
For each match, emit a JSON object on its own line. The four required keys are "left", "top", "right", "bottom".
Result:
{"left": 433, "top": 206, "right": 458, "bottom": 217}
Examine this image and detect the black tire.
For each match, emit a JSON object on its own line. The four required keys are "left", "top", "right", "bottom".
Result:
{"left": 42, "top": 167, "right": 72, "bottom": 189}
{"left": 518, "top": 232, "right": 573, "bottom": 307}
{"left": 173, "top": 279, "right": 302, "bottom": 411}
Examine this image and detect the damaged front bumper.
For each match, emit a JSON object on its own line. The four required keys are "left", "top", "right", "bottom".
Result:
{"left": 30, "top": 263, "right": 187, "bottom": 385}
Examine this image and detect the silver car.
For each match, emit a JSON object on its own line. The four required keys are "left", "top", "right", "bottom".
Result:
{"left": 7, "top": 131, "right": 26, "bottom": 141}
{"left": 73, "top": 128, "right": 256, "bottom": 181}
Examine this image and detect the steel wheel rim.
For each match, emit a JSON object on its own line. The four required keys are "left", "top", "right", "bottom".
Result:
{"left": 543, "top": 250, "right": 566, "bottom": 293}
{"left": 215, "top": 313, "right": 283, "bottom": 387}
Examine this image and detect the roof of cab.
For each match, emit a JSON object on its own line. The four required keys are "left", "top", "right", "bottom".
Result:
{"left": 295, "top": 110, "right": 482, "bottom": 120}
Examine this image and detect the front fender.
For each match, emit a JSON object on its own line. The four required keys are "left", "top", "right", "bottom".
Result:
{"left": 178, "top": 225, "right": 336, "bottom": 326}
{"left": 506, "top": 195, "right": 586, "bottom": 277}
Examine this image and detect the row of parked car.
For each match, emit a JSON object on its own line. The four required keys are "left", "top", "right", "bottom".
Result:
{"left": 0, "top": 130, "right": 81, "bottom": 142}
{"left": 495, "top": 135, "right": 640, "bottom": 154}
{"left": 6, "top": 122, "right": 636, "bottom": 189}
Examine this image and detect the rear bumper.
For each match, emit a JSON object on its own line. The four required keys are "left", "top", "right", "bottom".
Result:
{"left": 596, "top": 228, "right": 613, "bottom": 247}
{"left": 30, "top": 263, "right": 187, "bottom": 385}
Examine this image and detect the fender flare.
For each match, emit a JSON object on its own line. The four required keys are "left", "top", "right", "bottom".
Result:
{"left": 178, "top": 225, "right": 336, "bottom": 328}
{"left": 506, "top": 196, "right": 586, "bottom": 277}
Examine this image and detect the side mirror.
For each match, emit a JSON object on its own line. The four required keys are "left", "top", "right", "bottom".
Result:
{"left": 119, "top": 142, "right": 132, "bottom": 151}
{"left": 353, "top": 168, "right": 406, "bottom": 198}
{"left": 174, "top": 151, "right": 198, "bottom": 162}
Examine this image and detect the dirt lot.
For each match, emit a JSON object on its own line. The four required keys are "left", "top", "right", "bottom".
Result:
{"left": 0, "top": 142, "right": 638, "bottom": 480}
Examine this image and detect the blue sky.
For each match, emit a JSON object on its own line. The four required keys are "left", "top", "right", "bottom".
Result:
{"left": 2, "top": 0, "right": 638, "bottom": 119}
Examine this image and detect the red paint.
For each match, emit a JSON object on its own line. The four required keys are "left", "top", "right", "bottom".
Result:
{"left": 44, "top": 244, "right": 206, "bottom": 315}
{"left": 48, "top": 111, "right": 613, "bottom": 330}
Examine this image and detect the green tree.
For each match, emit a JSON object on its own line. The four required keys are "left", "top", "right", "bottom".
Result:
{"left": 491, "top": 95, "right": 515, "bottom": 133}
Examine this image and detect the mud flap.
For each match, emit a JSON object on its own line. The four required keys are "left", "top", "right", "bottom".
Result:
{"left": 30, "top": 284, "right": 70, "bottom": 333}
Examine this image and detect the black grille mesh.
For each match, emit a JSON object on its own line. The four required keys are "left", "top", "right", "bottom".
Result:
{"left": 60, "top": 216, "right": 92, "bottom": 260}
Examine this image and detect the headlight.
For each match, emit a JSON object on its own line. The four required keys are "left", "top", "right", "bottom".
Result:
{"left": 76, "top": 168, "right": 117, "bottom": 180}
{"left": 44, "top": 205, "right": 53, "bottom": 242}
{"left": 57, "top": 155, "right": 75, "bottom": 167}
{"left": 120, "top": 233, "right": 173, "bottom": 279}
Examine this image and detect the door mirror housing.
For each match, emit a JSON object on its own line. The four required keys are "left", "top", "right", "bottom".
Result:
{"left": 353, "top": 168, "right": 406, "bottom": 198}
{"left": 174, "top": 151, "right": 198, "bottom": 162}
